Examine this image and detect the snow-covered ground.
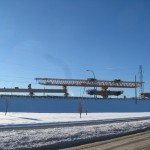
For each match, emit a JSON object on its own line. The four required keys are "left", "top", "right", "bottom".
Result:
{"left": 0, "top": 112, "right": 150, "bottom": 127}
{"left": 0, "top": 119, "right": 150, "bottom": 149}
{"left": 0, "top": 112, "right": 150, "bottom": 149}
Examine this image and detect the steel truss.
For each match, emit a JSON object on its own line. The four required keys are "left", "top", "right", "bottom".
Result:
{"left": 35, "top": 78, "right": 141, "bottom": 88}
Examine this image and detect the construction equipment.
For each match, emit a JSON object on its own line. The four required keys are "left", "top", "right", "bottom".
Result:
{"left": 0, "top": 84, "right": 67, "bottom": 96}
{"left": 86, "top": 89, "right": 123, "bottom": 98}
{"left": 141, "top": 92, "right": 150, "bottom": 98}
{"left": 35, "top": 78, "right": 141, "bottom": 88}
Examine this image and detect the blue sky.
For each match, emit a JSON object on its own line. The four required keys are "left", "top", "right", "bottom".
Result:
{"left": 0, "top": 0, "right": 150, "bottom": 97}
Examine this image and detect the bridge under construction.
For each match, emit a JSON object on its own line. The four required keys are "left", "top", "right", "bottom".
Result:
{"left": 35, "top": 77, "right": 142, "bottom": 98}
{"left": 0, "top": 77, "right": 143, "bottom": 98}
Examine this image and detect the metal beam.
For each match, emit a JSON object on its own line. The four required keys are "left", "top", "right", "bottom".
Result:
{"left": 0, "top": 88, "right": 66, "bottom": 93}
{"left": 35, "top": 78, "right": 141, "bottom": 88}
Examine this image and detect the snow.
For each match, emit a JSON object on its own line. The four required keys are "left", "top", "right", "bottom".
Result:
{"left": 0, "top": 119, "right": 150, "bottom": 150}
{"left": 0, "top": 95, "right": 150, "bottom": 149}
{"left": 0, "top": 112, "right": 150, "bottom": 127}
{"left": 0, "top": 112, "right": 150, "bottom": 149}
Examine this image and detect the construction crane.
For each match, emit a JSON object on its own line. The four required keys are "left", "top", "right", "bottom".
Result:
{"left": 35, "top": 77, "right": 141, "bottom": 98}
{"left": 35, "top": 78, "right": 141, "bottom": 88}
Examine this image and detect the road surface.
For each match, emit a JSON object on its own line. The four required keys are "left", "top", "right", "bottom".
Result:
{"left": 66, "top": 130, "right": 150, "bottom": 150}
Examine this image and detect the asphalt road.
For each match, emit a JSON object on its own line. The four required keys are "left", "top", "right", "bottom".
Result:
{"left": 66, "top": 130, "right": 150, "bottom": 150}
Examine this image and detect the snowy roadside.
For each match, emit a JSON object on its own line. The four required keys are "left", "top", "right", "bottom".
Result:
{"left": 0, "top": 119, "right": 150, "bottom": 150}
{"left": 0, "top": 112, "right": 150, "bottom": 149}
{"left": 0, "top": 112, "right": 150, "bottom": 128}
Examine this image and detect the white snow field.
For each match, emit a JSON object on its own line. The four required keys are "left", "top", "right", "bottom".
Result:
{"left": 0, "top": 112, "right": 150, "bottom": 149}
{"left": 0, "top": 112, "right": 150, "bottom": 127}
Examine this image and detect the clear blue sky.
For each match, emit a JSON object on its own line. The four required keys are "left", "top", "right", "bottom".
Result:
{"left": 0, "top": 0, "right": 150, "bottom": 97}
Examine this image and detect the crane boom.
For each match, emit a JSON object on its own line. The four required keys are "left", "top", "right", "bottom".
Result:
{"left": 35, "top": 78, "right": 141, "bottom": 88}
